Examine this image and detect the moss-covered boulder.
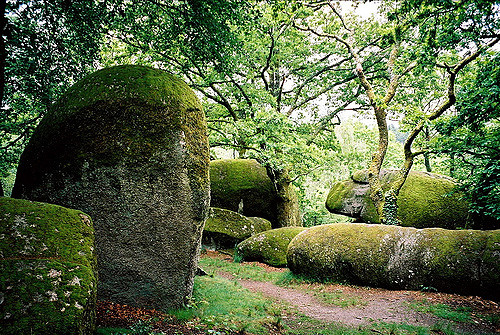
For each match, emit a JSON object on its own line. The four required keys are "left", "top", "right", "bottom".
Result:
{"left": 236, "top": 227, "right": 308, "bottom": 267}
{"left": 326, "top": 170, "right": 469, "bottom": 229}
{"left": 202, "top": 208, "right": 272, "bottom": 249}
{"left": 209, "top": 159, "right": 280, "bottom": 227}
{"left": 12, "top": 65, "right": 210, "bottom": 310}
{"left": 287, "top": 223, "right": 500, "bottom": 300}
{"left": 0, "top": 197, "right": 96, "bottom": 334}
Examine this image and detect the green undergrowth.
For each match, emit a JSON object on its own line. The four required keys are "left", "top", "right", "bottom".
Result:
{"left": 96, "top": 327, "right": 133, "bottom": 334}
{"left": 283, "top": 315, "right": 482, "bottom": 335}
{"left": 170, "top": 275, "right": 284, "bottom": 334}
{"left": 409, "top": 300, "right": 500, "bottom": 327}
{"left": 409, "top": 301, "right": 472, "bottom": 323}
{"left": 199, "top": 255, "right": 285, "bottom": 283}
{"left": 199, "top": 255, "right": 367, "bottom": 308}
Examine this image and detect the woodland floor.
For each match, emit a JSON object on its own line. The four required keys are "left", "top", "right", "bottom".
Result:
{"left": 97, "top": 251, "right": 500, "bottom": 334}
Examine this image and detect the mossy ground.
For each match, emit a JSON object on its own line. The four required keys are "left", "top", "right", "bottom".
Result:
{"left": 0, "top": 197, "right": 96, "bottom": 334}
{"left": 235, "top": 227, "right": 308, "bottom": 267}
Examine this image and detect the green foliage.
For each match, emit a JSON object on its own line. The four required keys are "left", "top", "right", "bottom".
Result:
{"left": 434, "top": 53, "right": 500, "bottom": 225}
{"left": 1, "top": 0, "right": 105, "bottom": 180}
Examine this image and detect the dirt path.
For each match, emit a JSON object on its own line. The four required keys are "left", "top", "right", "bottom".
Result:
{"left": 214, "top": 262, "right": 499, "bottom": 334}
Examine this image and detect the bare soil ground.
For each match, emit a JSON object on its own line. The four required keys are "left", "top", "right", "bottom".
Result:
{"left": 210, "top": 251, "right": 500, "bottom": 334}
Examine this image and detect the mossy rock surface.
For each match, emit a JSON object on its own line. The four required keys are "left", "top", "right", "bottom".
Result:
{"left": 0, "top": 197, "right": 96, "bottom": 334}
{"left": 236, "top": 227, "right": 308, "bottom": 267}
{"left": 326, "top": 170, "right": 469, "bottom": 229}
{"left": 203, "top": 208, "right": 272, "bottom": 249}
{"left": 12, "top": 65, "right": 210, "bottom": 310}
{"left": 287, "top": 223, "right": 500, "bottom": 300}
{"left": 210, "top": 159, "right": 280, "bottom": 227}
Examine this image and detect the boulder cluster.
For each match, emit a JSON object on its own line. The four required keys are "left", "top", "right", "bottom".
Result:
{"left": 2, "top": 65, "right": 210, "bottom": 333}
{"left": 2, "top": 65, "right": 500, "bottom": 333}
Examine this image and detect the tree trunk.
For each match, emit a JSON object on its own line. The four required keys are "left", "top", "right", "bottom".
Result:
{"left": 0, "top": 0, "right": 7, "bottom": 198}
{"left": 367, "top": 105, "right": 391, "bottom": 223}
{"left": 424, "top": 153, "right": 432, "bottom": 172}
{"left": 267, "top": 167, "right": 301, "bottom": 227}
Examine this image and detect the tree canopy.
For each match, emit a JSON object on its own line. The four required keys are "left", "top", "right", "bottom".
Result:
{"left": 1, "top": 0, "right": 499, "bottom": 227}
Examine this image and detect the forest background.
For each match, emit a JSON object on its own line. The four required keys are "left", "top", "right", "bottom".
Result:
{"left": 0, "top": 0, "right": 499, "bottom": 228}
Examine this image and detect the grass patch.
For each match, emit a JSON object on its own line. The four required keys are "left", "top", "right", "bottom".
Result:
{"left": 283, "top": 315, "right": 453, "bottom": 335}
{"left": 200, "top": 254, "right": 367, "bottom": 308}
{"left": 170, "top": 275, "right": 284, "bottom": 334}
{"left": 310, "top": 285, "right": 366, "bottom": 308}
{"left": 409, "top": 301, "right": 472, "bottom": 323}
{"left": 199, "top": 255, "right": 285, "bottom": 283}
{"left": 95, "top": 327, "right": 133, "bottom": 335}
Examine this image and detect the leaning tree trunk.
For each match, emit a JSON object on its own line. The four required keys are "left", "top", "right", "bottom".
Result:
{"left": 366, "top": 104, "right": 402, "bottom": 225}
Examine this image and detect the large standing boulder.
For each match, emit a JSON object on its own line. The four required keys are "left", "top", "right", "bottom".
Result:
{"left": 326, "top": 170, "right": 469, "bottom": 229}
{"left": 287, "top": 223, "right": 500, "bottom": 300}
{"left": 0, "top": 197, "right": 96, "bottom": 334}
{"left": 209, "top": 159, "right": 281, "bottom": 227}
{"left": 236, "top": 227, "right": 308, "bottom": 267}
{"left": 202, "top": 208, "right": 271, "bottom": 249}
{"left": 12, "top": 65, "right": 210, "bottom": 310}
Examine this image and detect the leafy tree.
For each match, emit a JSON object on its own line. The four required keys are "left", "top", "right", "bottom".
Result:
{"left": 0, "top": 0, "right": 105, "bottom": 195}
{"left": 433, "top": 53, "right": 500, "bottom": 226}
{"left": 295, "top": 0, "right": 500, "bottom": 225}
{"left": 102, "top": 1, "right": 378, "bottom": 226}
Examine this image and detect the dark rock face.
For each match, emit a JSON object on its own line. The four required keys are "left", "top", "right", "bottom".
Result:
{"left": 12, "top": 65, "right": 210, "bottom": 310}
{"left": 210, "top": 159, "right": 280, "bottom": 227}
{"left": 0, "top": 198, "right": 97, "bottom": 334}
{"left": 326, "top": 170, "right": 469, "bottom": 229}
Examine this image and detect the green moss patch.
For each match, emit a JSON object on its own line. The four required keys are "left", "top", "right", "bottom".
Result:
{"left": 236, "top": 227, "right": 308, "bottom": 267}
{"left": 203, "top": 208, "right": 272, "bottom": 249}
{"left": 11, "top": 65, "right": 210, "bottom": 311}
{"left": 209, "top": 159, "right": 279, "bottom": 226}
{"left": 326, "top": 170, "right": 469, "bottom": 229}
{"left": 0, "top": 197, "right": 96, "bottom": 334}
{"left": 287, "top": 223, "right": 500, "bottom": 300}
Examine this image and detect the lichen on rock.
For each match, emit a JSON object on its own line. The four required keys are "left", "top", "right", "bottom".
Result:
{"left": 0, "top": 197, "right": 96, "bottom": 335}
{"left": 12, "top": 65, "right": 210, "bottom": 311}
{"left": 236, "top": 227, "right": 308, "bottom": 267}
{"left": 326, "top": 170, "right": 470, "bottom": 229}
{"left": 287, "top": 222, "right": 500, "bottom": 300}
{"left": 202, "top": 208, "right": 272, "bottom": 250}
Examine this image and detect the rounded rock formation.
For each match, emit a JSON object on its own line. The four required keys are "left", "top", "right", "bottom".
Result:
{"left": 326, "top": 170, "right": 469, "bottom": 229}
{"left": 210, "top": 159, "right": 280, "bottom": 227}
{"left": 236, "top": 227, "right": 308, "bottom": 267}
{"left": 202, "top": 208, "right": 271, "bottom": 249}
{"left": 287, "top": 223, "right": 500, "bottom": 300}
{"left": 12, "top": 65, "right": 210, "bottom": 310}
{"left": 0, "top": 197, "right": 96, "bottom": 334}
